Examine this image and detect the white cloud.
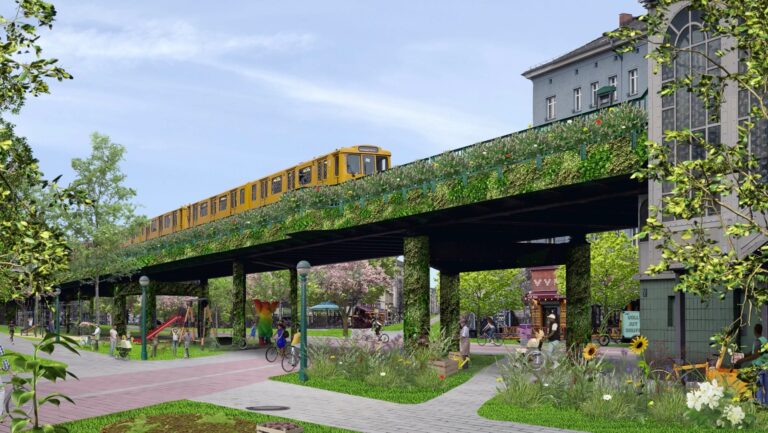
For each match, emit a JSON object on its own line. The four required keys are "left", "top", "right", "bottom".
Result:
{"left": 45, "top": 19, "right": 314, "bottom": 62}
{"left": 210, "top": 62, "right": 507, "bottom": 150}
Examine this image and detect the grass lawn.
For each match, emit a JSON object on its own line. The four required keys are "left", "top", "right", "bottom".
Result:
{"left": 478, "top": 395, "right": 768, "bottom": 433}
{"left": 272, "top": 354, "right": 499, "bottom": 404}
{"left": 309, "top": 319, "right": 439, "bottom": 339}
{"left": 77, "top": 339, "right": 227, "bottom": 361}
{"left": 59, "top": 400, "right": 356, "bottom": 433}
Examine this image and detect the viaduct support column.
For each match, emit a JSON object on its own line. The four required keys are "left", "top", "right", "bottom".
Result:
{"left": 112, "top": 287, "right": 127, "bottom": 337}
{"left": 565, "top": 235, "right": 591, "bottom": 349}
{"left": 197, "top": 279, "right": 209, "bottom": 339}
{"left": 439, "top": 271, "right": 460, "bottom": 351}
{"left": 146, "top": 283, "right": 157, "bottom": 329}
{"left": 232, "top": 261, "right": 247, "bottom": 348}
{"left": 289, "top": 268, "right": 298, "bottom": 335}
{"left": 403, "top": 236, "right": 430, "bottom": 346}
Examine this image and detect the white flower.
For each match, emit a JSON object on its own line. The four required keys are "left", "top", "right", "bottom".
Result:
{"left": 602, "top": 394, "right": 612, "bottom": 401}
{"left": 723, "top": 404, "right": 745, "bottom": 426}
{"left": 380, "top": 372, "right": 386, "bottom": 376}
{"left": 686, "top": 379, "right": 724, "bottom": 411}
{"left": 338, "top": 361, "right": 343, "bottom": 365}
{"left": 543, "top": 383, "right": 549, "bottom": 387}
{"left": 567, "top": 120, "right": 573, "bottom": 124}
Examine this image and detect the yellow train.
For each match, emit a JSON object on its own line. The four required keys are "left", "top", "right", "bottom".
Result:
{"left": 130, "top": 145, "right": 391, "bottom": 244}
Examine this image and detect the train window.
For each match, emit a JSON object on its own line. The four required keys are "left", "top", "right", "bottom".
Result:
{"left": 287, "top": 171, "right": 295, "bottom": 190}
{"left": 230, "top": 191, "right": 236, "bottom": 209}
{"left": 377, "top": 156, "right": 389, "bottom": 172}
{"left": 318, "top": 159, "right": 328, "bottom": 180}
{"left": 334, "top": 155, "right": 339, "bottom": 176}
{"left": 172, "top": 212, "right": 177, "bottom": 227}
{"left": 260, "top": 179, "right": 269, "bottom": 199}
{"left": 220, "top": 196, "right": 227, "bottom": 211}
{"left": 346, "top": 154, "right": 361, "bottom": 175}
{"left": 211, "top": 198, "right": 217, "bottom": 215}
{"left": 200, "top": 203, "right": 208, "bottom": 217}
{"left": 240, "top": 188, "right": 245, "bottom": 205}
{"left": 363, "top": 155, "right": 374, "bottom": 175}
{"left": 159, "top": 217, "right": 164, "bottom": 230}
{"left": 251, "top": 184, "right": 257, "bottom": 201}
{"left": 151, "top": 220, "right": 157, "bottom": 232}
{"left": 272, "top": 176, "right": 282, "bottom": 194}
{"left": 299, "top": 166, "right": 312, "bottom": 185}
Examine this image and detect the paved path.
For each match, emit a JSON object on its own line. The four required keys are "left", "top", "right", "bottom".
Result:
{"left": 196, "top": 362, "right": 580, "bottom": 433}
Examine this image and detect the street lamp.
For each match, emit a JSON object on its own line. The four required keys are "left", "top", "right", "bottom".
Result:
{"left": 139, "top": 275, "right": 150, "bottom": 361}
{"left": 53, "top": 287, "right": 61, "bottom": 342}
{"left": 296, "top": 260, "right": 311, "bottom": 382}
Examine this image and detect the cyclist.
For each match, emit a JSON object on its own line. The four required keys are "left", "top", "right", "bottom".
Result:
{"left": 372, "top": 316, "right": 383, "bottom": 338}
{"left": 275, "top": 322, "right": 288, "bottom": 357}
{"left": 482, "top": 316, "right": 496, "bottom": 340}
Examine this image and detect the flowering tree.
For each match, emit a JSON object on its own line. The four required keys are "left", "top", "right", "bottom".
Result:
{"left": 315, "top": 261, "right": 391, "bottom": 337}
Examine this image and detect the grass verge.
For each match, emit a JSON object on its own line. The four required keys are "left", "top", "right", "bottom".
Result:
{"left": 76, "top": 339, "right": 227, "bottom": 361}
{"left": 477, "top": 395, "right": 768, "bottom": 433}
{"left": 272, "top": 354, "right": 498, "bottom": 404}
{"left": 60, "top": 400, "right": 356, "bottom": 433}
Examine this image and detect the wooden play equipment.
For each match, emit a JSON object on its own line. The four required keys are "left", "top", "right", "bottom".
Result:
{"left": 672, "top": 339, "right": 750, "bottom": 397}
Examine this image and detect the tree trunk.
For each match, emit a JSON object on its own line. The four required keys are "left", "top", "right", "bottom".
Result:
{"left": 94, "top": 277, "right": 100, "bottom": 325}
{"left": 341, "top": 307, "right": 349, "bottom": 338}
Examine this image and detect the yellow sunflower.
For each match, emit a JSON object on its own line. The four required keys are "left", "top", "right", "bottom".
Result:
{"left": 629, "top": 335, "right": 649, "bottom": 355}
{"left": 582, "top": 343, "right": 598, "bottom": 360}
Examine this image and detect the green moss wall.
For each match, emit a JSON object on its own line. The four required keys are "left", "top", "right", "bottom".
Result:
{"left": 439, "top": 272, "right": 460, "bottom": 350}
{"left": 403, "top": 236, "right": 430, "bottom": 345}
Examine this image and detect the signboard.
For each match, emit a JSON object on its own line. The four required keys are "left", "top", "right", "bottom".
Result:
{"left": 621, "top": 311, "right": 640, "bottom": 339}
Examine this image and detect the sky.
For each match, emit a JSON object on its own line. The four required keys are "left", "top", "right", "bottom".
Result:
{"left": 13, "top": 0, "right": 646, "bottom": 219}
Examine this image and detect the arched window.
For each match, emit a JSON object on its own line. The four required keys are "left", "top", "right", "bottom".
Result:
{"left": 661, "top": 8, "right": 721, "bottom": 220}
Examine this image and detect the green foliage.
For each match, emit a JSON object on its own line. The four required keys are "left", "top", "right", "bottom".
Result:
{"left": 3, "top": 333, "right": 80, "bottom": 433}
{"left": 556, "top": 231, "right": 639, "bottom": 325}
{"left": 273, "top": 340, "right": 498, "bottom": 404}
{"left": 610, "top": 2, "right": 768, "bottom": 323}
{"left": 456, "top": 268, "right": 526, "bottom": 320}
{"left": 65, "top": 104, "right": 647, "bottom": 282}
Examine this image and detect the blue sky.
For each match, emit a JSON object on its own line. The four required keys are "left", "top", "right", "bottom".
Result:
{"left": 14, "top": 0, "right": 645, "bottom": 218}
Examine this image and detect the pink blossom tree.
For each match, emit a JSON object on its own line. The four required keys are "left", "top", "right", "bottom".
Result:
{"left": 315, "top": 260, "right": 391, "bottom": 337}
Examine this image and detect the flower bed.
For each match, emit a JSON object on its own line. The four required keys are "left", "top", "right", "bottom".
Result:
{"left": 65, "top": 105, "right": 647, "bottom": 280}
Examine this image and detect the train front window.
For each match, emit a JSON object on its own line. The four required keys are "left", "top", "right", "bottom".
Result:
{"left": 299, "top": 166, "right": 312, "bottom": 185}
{"left": 346, "top": 154, "right": 361, "bottom": 175}
{"left": 363, "top": 155, "right": 374, "bottom": 175}
{"left": 376, "top": 156, "right": 389, "bottom": 172}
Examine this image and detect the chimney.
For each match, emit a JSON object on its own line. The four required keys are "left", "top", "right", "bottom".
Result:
{"left": 619, "top": 13, "right": 634, "bottom": 27}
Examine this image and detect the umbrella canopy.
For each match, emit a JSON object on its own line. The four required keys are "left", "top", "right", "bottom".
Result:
{"left": 309, "top": 301, "right": 339, "bottom": 311}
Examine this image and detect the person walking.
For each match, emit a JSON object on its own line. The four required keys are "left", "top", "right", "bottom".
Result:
{"left": 7, "top": 321, "right": 14, "bottom": 345}
{"left": 544, "top": 313, "right": 560, "bottom": 351}
{"left": 92, "top": 324, "right": 101, "bottom": 350}
{"left": 109, "top": 325, "right": 118, "bottom": 358}
{"left": 183, "top": 330, "right": 192, "bottom": 358}
{"left": 459, "top": 318, "right": 470, "bottom": 369}
{"left": 171, "top": 328, "right": 179, "bottom": 357}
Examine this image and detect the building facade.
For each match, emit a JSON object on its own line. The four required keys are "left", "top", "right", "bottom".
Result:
{"left": 523, "top": 13, "right": 648, "bottom": 127}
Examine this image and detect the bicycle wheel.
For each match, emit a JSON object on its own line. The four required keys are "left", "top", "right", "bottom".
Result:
{"left": 492, "top": 335, "right": 502, "bottom": 347}
{"left": 282, "top": 350, "right": 299, "bottom": 372}
{"left": 477, "top": 337, "right": 487, "bottom": 346}
{"left": 380, "top": 333, "right": 390, "bottom": 343}
{"left": 238, "top": 338, "right": 247, "bottom": 350}
{"left": 598, "top": 335, "right": 610, "bottom": 346}
{"left": 525, "top": 350, "right": 546, "bottom": 371}
{"left": 265, "top": 346, "right": 277, "bottom": 363}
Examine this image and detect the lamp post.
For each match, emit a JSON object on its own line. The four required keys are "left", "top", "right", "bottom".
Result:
{"left": 139, "top": 275, "right": 150, "bottom": 361}
{"left": 296, "top": 260, "right": 311, "bottom": 382}
{"left": 53, "top": 287, "right": 61, "bottom": 342}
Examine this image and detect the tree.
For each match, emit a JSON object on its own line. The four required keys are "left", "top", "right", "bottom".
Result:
{"left": 456, "top": 269, "right": 526, "bottom": 324}
{"left": 314, "top": 261, "right": 391, "bottom": 337}
{"left": 61, "top": 133, "right": 138, "bottom": 326}
{"left": 556, "top": 232, "right": 639, "bottom": 329}
{"left": 0, "top": 0, "right": 73, "bottom": 302}
{"left": 609, "top": 2, "right": 768, "bottom": 328}
{"left": 247, "top": 270, "right": 290, "bottom": 302}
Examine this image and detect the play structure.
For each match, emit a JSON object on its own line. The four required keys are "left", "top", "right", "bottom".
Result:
{"left": 254, "top": 299, "right": 279, "bottom": 346}
{"left": 132, "top": 315, "right": 182, "bottom": 343}
{"left": 131, "top": 298, "right": 218, "bottom": 347}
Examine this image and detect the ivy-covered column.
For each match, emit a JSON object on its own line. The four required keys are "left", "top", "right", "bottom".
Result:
{"left": 146, "top": 283, "right": 157, "bottom": 329}
{"left": 289, "top": 268, "right": 298, "bottom": 335}
{"left": 565, "top": 235, "right": 591, "bottom": 349}
{"left": 232, "top": 260, "right": 246, "bottom": 348}
{"left": 403, "top": 236, "right": 431, "bottom": 346}
{"left": 197, "top": 279, "right": 209, "bottom": 338}
{"left": 112, "top": 287, "right": 127, "bottom": 337}
{"left": 439, "top": 271, "right": 460, "bottom": 350}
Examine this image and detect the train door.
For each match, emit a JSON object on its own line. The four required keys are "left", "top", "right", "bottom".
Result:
{"left": 376, "top": 155, "right": 389, "bottom": 172}
{"left": 260, "top": 178, "right": 269, "bottom": 205}
{"left": 229, "top": 189, "right": 237, "bottom": 215}
{"left": 192, "top": 203, "right": 199, "bottom": 226}
{"left": 286, "top": 169, "right": 295, "bottom": 191}
{"left": 362, "top": 154, "right": 375, "bottom": 175}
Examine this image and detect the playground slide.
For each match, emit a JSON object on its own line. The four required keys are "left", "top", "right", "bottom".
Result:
{"left": 133, "top": 315, "right": 182, "bottom": 343}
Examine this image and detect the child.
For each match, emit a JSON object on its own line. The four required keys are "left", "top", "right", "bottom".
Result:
{"left": 183, "top": 330, "right": 192, "bottom": 358}
{"left": 276, "top": 322, "right": 287, "bottom": 356}
{"left": 8, "top": 321, "right": 14, "bottom": 344}
{"left": 151, "top": 335, "right": 159, "bottom": 358}
{"left": 171, "top": 328, "right": 179, "bottom": 357}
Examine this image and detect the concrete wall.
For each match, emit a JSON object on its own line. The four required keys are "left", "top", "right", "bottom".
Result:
{"left": 530, "top": 43, "right": 647, "bottom": 126}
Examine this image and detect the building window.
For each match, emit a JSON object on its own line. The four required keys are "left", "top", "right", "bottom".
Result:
{"left": 574, "top": 68, "right": 579, "bottom": 76}
{"left": 662, "top": 7, "right": 721, "bottom": 221}
{"left": 739, "top": 49, "right": 768, "bottom": 179}
{"left": 545, "top": 96, "right": 556, "bottom": 120}
{"left": 628, "top": 69, "right": 639, "bottom": 95}
{"left": 608, "top": 75, "right": 618, "bottom": 101}
{"left": 573, "top": 88, "right": 582, "bottom": 112}
{"left": 590, "top": 82, "right": 599, "bottom": 107}
{"left": 667, "top": 296, "right": 675, "bottom": 327}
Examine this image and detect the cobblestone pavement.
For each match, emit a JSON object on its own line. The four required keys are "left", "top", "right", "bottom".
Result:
{"left": 195, "top": 363, "right": 583, "bottom": 433}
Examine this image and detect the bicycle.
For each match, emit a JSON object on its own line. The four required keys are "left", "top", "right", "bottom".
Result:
{"left": 281, "top": 345, "right": 309, "bottom": 372}
{"left": 477, "top": 332, "right": 502, "bottom": 347}
{"left": 265, "top": 342, "right": 289, "bottom": 363}
{"left": 364, "top": 332, "right": 390, "bottom": 343}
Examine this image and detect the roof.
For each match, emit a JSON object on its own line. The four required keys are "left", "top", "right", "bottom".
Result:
{"left": 309, "top": 301, "right": 339, "bottom": 311}
{"left": 522, "top": 17, "right": 645, "bottom": 79}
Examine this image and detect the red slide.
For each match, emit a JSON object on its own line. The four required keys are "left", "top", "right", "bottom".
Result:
{"left": 133, "top": 315, "right": 182, "bottom": 343}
